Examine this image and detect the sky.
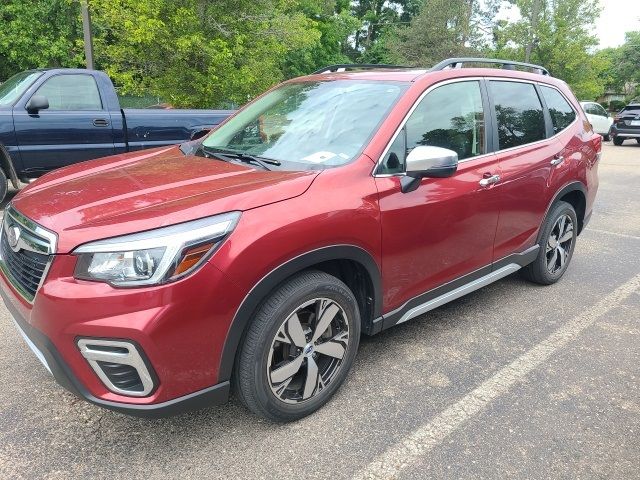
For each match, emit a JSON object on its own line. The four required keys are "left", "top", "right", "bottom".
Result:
{"left": 498, "top": 0, "right": 640, "bottom": 49}
{"left": 596, "top": 0, "right": 640, "bottom": 48}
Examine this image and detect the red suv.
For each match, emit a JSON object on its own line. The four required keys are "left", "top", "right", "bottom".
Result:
{"left": 0, "top": 58, "right": 600, "bottom": 421}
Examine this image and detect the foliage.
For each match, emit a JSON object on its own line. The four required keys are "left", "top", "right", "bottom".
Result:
{"left": 608, "top": 100, "right": 626, "bottom": 112}
{"left": 383, "top": 0, "right": 502, "bottom": 66}
{"left": 0, "top": 0, "right": 636, "bottom": 107}
{"left": 0, "top": 0, "right": 84, "bottom": 80}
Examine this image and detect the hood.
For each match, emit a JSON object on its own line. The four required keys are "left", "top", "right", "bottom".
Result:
{"left": 12, "top": 146, "right": 319, "bottom": 253}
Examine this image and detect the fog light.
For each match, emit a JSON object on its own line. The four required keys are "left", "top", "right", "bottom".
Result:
{"left": 77, "top": 339, "right": 156, "bottom": 397}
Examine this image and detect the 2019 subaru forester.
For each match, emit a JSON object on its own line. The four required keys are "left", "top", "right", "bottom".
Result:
{"left": 0, "top": 58, "right": 600, "bottom": 421}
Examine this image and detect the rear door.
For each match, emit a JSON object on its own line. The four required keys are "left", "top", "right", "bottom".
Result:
{"left": 490, "top": 79, "right": 578, "bottom": 261}
{"left": 13, "top": 73, "right": 115, "bottom": 175}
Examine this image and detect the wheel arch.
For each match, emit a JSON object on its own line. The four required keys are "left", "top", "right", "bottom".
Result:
{"left": 0, "top": 144, "right": 20, "bottom": 190}
{"left": 218, "top": 245, "right": 382, "bottom": 383}
{"left": 540, "top": 181, "right": 587, "bottom": 241}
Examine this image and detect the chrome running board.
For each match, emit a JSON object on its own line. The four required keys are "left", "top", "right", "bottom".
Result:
{"left": 396, "top": 263, "right": 521, "bottom": 324}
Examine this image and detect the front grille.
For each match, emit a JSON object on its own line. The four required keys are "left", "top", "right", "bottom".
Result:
{"left": 0, "top": 233, "right": 49, "bottom": 298}
{"left": 0, "top": 207, "right": 56, "bottom": 302}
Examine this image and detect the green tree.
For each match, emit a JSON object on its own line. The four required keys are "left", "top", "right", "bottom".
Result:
{"left": 0, "top": 0, "right": 83, "bottom": 80}
{"left": 493, "top": 0, "right": 605, "bottom": 99}
{"left": 384, "top": 0, "right": 502, "bottom": 66}
{"left": 89, "top": 0, "right": 322, "bottom": 108}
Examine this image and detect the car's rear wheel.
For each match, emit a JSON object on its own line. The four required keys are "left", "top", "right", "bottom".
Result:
{"left": 522, "top": 201, "right": 577, "bottom": 285}
{"left": 603, "top": 134, "right": 610, "bottom": 142}
{"left": 613, "top": 136, "right": 624, "bottom": 146}
{"left": 234, "top": 270, "right": 360, "bottom": 422}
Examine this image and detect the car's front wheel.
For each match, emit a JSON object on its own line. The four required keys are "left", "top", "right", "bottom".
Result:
{"left": 234, "top": 270, "right": 360, "bottom": 422}
{"left": 522, "top": 201, "right": 578, "bottom": 285}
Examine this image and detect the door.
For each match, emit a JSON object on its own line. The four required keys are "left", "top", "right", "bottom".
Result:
{"left": 375, "top": 80, "right": 501, "bottom": 312}
{"left": 584, "top": 102, "right": 611, "bottom": 136}
{"left": 490, "top": 80, "right": 574, "bottom": 260}
{"left": 13, "top": 73, "right": 115, "bottom": 175}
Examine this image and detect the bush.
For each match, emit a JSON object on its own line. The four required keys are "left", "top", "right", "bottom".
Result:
{"left": 609, "top": 100, "right": 626, "bottom": 112}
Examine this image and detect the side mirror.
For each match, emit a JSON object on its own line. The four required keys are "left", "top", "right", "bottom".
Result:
{"left": 400, "top": 146, "right": 458, "bottom": 193}
{"left": 25, "top": 95, "right": 49, "bottom": 113}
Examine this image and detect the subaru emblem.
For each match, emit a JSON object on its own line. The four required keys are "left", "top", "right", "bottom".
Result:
{"left": 7, "top": 225, "right": 21, "bottom": 252}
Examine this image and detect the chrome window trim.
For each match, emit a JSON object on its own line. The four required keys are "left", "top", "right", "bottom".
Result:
{"left": 372, "top": 76, "right": 579, "bottom": 178}
{"left": 0, "top": 205, "right": 57, "bottom": 303}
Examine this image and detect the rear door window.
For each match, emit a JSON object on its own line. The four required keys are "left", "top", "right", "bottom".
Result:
{"left": 540, "top": 86, "right": 576, "bottom": 133}
{"left": 490, "top": 81, "right": 545, "bottom": 149}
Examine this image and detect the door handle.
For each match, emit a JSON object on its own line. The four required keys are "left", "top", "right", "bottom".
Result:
{"left": 93, "top": 118, "right": 110, "bottom": 127}
{"left": 550, "top": 155, "right": 564, "bottom": 166}
{"left": 479, "top": 174, "right": 500, "bottom": 187}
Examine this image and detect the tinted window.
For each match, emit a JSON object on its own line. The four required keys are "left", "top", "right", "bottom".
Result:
{"left": 541, "top": 86, "right": 577, "bottom": 133}
{"left": 584, "top": 102, "right": 606, "bottom": 117}
{"left": 34, "top": 74, "right": 102, "bottom": 110}
{"left": 377, "top": 81, "right": 485, "bottom": 175}
{"left": 406, "top": 81, "right": 485, "bottom": 159}
{"left": 490, "top": 81, "right": 545, "bottom": 149}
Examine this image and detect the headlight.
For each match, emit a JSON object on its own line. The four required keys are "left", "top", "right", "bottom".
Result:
{"left": 73, "top": 212, "right": 240, "bottom": 286}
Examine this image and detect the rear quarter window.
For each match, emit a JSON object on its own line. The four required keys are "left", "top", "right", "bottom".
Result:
{"left": 540, "top": 86, "right": 576, "bottom": 133}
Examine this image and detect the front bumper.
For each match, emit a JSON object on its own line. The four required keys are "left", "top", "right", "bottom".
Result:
{"left": 0, "top": 252, "right": 245, "bottom": 417}
{"left": 3, "top": 288, "right": 229, "bottom": 417}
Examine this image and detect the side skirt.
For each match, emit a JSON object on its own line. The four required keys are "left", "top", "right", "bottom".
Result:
{"left": 377, "top": 245, "right": 539, "bottom": 331}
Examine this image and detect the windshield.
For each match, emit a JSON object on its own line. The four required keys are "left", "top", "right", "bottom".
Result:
{"left": 202, "top": 80, "right": 407, "bottom": 169}
{"left": 0, "top": 71, "right": 43, "bottom": 107}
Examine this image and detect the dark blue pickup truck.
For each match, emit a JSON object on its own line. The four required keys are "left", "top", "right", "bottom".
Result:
{"left": 0, "top": 69, "right": 234, "bottom": 201}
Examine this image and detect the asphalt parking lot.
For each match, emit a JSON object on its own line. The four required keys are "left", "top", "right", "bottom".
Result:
{"left": 0, "top": 142, "right": 639, "bottom": 479}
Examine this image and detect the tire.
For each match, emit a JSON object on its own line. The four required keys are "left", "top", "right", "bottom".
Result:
{"left": 603, "top": 134, "right": 610, "bottom": 142}
{"left": 613, "top": 136, "right": 624, "bottom": 146}
{"left": 522, "top": 201, "right": 578, "bottom": 285}
{"left": 234, "top": 270, "right": 360, "bottom": 422}
{"left": 0, "top": 169, "right": 7, "bottom": 204}
{"left": 636, "top": 138, "right": 640, "bottom": 144}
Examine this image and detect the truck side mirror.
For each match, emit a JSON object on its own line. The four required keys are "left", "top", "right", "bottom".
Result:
{"left": 26, "top": 95, "right": 49, "bottom": 113}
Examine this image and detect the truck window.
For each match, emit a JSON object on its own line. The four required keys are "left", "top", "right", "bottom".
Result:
{"left": 0, "top": 71, "right": 43, "bottom": 107}
{"left": 34, "top": 74, "right": 103, "bottom": 110}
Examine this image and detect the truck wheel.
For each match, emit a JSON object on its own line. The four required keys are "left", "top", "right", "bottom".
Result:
{"left": 0, "top": 169, "right": 7, "bottom": 204}
{"left": 522, "top": 201, "right": 577, "bottom": 285}
{"left": 613, "top": 137, "right": 624, "bottom": 146}
{"left": 234, "top": 270, "right": 360, "bottom": 422}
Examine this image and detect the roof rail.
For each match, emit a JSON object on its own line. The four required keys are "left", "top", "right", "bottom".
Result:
{"left": 312, "top": 63, "right": 412, "bottom": 74}
{"left": 430, "top": 57, "right": 550, "bottom": 76}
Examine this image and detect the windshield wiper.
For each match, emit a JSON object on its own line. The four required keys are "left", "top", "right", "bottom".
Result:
{"left": 199, "top": 146, "right": 281, "bottom": 171}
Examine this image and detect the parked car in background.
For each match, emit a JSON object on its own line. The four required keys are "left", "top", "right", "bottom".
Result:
{"left": 609, "top": 102, "right": 640, "bottom": 145}
{"left": 580, "top": 101, "right": 613, "bottom": 141}
{"left": 0, "top": 58, "right": 600, "bottom": 422}
{"left": 0, "top": 69, "right": 234, "bottom": 202}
